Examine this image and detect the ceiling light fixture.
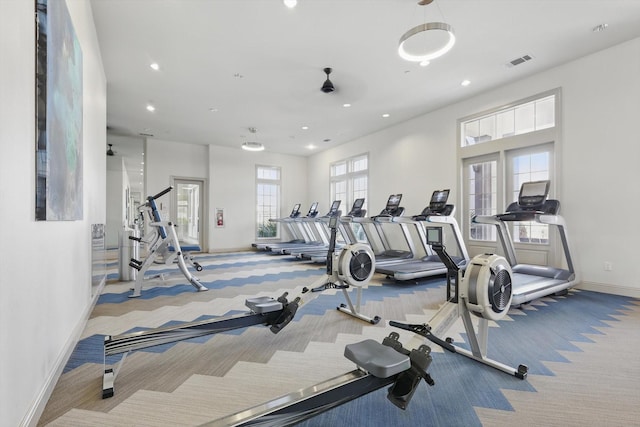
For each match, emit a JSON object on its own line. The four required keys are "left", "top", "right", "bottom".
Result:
{"left": 283, "top": 0, "right": 297, "bottom": 8}
{"left": 242, "top": 127, "right": 265, "bottom": 152}
{"left": 146, "top": 104, "right": 155, "bottom": 112}
{"left": 343, "top": 103, "right": 351, "bottom": 108}
{"left": 398, "top": 1, "right": 455, "bottom": 64}
{"left": 149, "top": 62, "right": 160, "bottom": 71}
{"left": 382, "top": 113, "right": 390, "bottom": 118}
{"left": 461, "top": 79, "right": 471, "bottom": 86}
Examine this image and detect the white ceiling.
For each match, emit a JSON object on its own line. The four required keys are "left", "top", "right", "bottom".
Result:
{"left": 93, "top": 0, "right": 640, "bottom": 192}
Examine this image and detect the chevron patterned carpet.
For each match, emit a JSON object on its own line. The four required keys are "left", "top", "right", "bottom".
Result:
{"left": 39, "top": 250, "right": 640, "bottom": 426}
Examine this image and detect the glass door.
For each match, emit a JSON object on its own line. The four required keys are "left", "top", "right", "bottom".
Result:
{"left": 462, "top": 153, "right": 502, "bottom": 257}
{"left": 172, "top": 178, "right": 204, "bottom": 249}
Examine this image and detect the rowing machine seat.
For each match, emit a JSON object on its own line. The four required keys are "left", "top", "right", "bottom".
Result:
{"left": 344, "top": 339, "right": 410, "bottom": 378}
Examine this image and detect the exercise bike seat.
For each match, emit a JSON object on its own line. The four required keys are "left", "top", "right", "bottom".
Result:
{"left": 344, "top": 339, "right": 410, "bottom": 378}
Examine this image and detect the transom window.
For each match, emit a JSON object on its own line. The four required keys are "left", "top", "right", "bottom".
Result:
{"left": 461, "top": 94, "right": 555, "bottom": 146}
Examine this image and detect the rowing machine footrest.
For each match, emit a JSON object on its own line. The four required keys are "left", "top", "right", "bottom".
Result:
{"left": 387, "top": 344, "right": 434, "bottom": 410}
{"left": 269, "top": 298, "right": 300, "bottom": 334}
{"left": 245, "top": 296, "right": 284, "bottom": 314}
{"left": 344, "top": 339, "right": 411, "bottom": 379}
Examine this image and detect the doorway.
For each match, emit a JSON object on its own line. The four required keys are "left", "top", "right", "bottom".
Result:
{"left": 172, "top": 178, "right": 206, "bottom": 250}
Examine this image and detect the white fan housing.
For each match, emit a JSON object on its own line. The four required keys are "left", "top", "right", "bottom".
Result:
{"left": 337, "top": 243, "right": 375, "bottom": 287}
{"left": 461, "top": 254, "right": 513, "bottom": 321}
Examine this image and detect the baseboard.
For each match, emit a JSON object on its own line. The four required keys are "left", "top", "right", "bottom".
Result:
{"left": 576, "top": 281, "right": 640, "bottom": 299}
{"left": 22, "top": 281, "right": 106, "bottom": 427}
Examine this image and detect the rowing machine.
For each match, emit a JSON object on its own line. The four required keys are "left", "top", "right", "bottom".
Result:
{"left": 390, "top": 226, "right": 528, "bottom": 379}
{"left": 102, "top": 213, "right": 380, "bottom": 398}
{"left": 202, "top": 332, "right": 433, "bottom": 426}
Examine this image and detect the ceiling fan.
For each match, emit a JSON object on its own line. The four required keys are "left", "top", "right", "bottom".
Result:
{"left": 321, "top": 67, "right": 335, "bottom": 93}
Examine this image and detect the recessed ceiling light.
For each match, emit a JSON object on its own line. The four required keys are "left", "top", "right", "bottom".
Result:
{"left": 307, "top": 144, "right": 316, "bottom": 150}
{"left": 419, "top": 60, "right": 430, "bottom": 67}
{"left": 149, "top": 62, "right": 160, "bottom": 71}
{"left": 146, "top": 104, "right": 155, "bottom": 112}
{"left": 461, "top": 79, "right": 471, "bottom": 87}
{"left": 343, "top": 103, "right": 351, "bottom": 108}
{"left": 283, "top": 0, "right": 297, "bottom": 8}
{"left": 301, "top": 126, "right": 309, "bottom": 130}
{"left": 209, "top": 108, "right": 218, "bottom": 112}
{"left": 382, "top": 113, "right": 390, "bottom": 118}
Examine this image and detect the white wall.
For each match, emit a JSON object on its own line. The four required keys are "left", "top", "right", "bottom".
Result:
{"left": 106, "top": 156, "right": 128, "bottom": 248}
{"left": 0, "top": 0, "right": 106, "bottom": 425}
{"left": 307, "top": 37, "right": 640, "bottom": 297}
{"left": 208, "top": 145, "right": 308, "bottom": 251}
{"left": 145, "top": 139, "right": 308, "bottom": 252}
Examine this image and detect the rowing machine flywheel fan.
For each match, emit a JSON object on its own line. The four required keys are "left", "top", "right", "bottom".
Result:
{"left": 462, "top": 254, "right": 513, "bottom": 321}
{"left": 337, "top": 243, "right": 375, "bottom": 286}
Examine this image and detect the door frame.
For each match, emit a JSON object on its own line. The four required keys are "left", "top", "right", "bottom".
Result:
{"left": 171, "top": 176, "right": 208, "bottom": 252}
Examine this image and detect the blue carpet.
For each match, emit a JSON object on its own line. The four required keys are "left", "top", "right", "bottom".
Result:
{"left": 98, "top": 268, "right": 325, "bottom": 305}
{"left": 297, "top": 290, "right": 636, "bottom": 426}
{"left": 106, "top": 255, "right": 302, "bottom": 281}
{"left": 72, "top": 250, "right": 637, "bottom": 425}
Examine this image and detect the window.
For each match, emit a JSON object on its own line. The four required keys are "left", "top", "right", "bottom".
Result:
{"left": 330, "top": 154, "right": 368, "bottom": 212}
{"left": 461, "top": 94, "right": 555, "bottom": 146}
{"left": 508, "top": 146, "right": 552, "bottom": 244}
{"left": 458, "top": 89, "right": 560, "bottom": 256}
{"left": 466, "top": 159, "right": 498, "bottom": 242}
{"left": 256, "top": 165, "right": 280, "bottom": 239}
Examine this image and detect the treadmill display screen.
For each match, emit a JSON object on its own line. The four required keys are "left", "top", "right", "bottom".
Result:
{"left": 308, "top": 202, "right": 319, "bottom": 215}
{"left": 386, "top": 194, "right": 402, "bottom": 210}
{"left": 425, "top": 227, "right": 443, "bottom": 245}
{"left": 328, "top": 215, "right": 338, "bottom": 229}
{"left": 329, "top": 200, "right": 341, "bottom": 214}
{"left": 353, "top": 198, "right": 365, "bottom": 209}
{"left": 429, "top": 189, "right": 450, "bottom": 210}
{"left": 291, "top": 204, "right": 301, "bottom": 216}
{"left": 519, "top": 180, "right": 550, "bottom": 209}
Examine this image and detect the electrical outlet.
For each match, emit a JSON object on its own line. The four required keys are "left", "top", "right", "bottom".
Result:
{"left": 604, "top": 262, "right": 613, "bottom": 271}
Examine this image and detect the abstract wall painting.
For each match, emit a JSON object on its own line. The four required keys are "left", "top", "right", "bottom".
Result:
{"left": 35, "top": 0, "right": 83, "bottom": 221}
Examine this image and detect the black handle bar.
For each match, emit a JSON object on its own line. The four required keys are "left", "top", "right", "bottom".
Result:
{"left": 150, "top": 186, "right": 173, "bottom": 200}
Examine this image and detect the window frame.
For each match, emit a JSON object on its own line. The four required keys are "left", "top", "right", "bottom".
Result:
{"left": 255, "top": 164, "right": 281, "bottom": 240}
{"left": 330, "top": 153, "right": 369, "bottom": 213}
{"left": 457, "top": 88, "right": 562, "bottom": 261}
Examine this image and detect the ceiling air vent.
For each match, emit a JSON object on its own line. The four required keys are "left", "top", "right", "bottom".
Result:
{"left": 508, "top": 54, "right": 533, "bottom": 67}
{"left": 139, "top": 132, "right": 154, "bottom": 137}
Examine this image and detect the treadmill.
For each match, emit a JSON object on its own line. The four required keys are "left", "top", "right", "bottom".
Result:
{"left": 252, "top": 203, "right": 302, "bottom": 250}
{"left": 265, "top": 203, "right": 323, "bottom": 254}
{"left": 472, "top": 180, "right": 577, "bottom": 305}
{"left": 294, "top": 198, "right": 367, "bottom": 263}
{"left": 376, "top": 189, "right": 470, "bottom": 281}
{"left": 285, "top": 200, "right": 342, "bottom": 258}
{"left": 353, "top": 194, "right": 416, "bottom": 266}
